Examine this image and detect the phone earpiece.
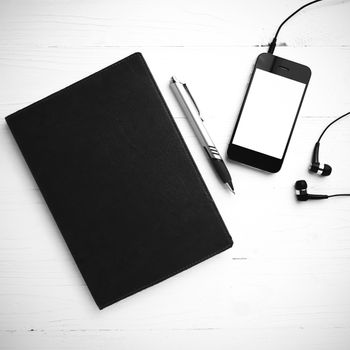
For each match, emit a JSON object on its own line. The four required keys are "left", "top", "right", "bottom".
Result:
{"left": 294, "top": 180, "right": 329, "bottom": 201}
{"left": 309, "top": 162, "right": 332, "bottom": 176}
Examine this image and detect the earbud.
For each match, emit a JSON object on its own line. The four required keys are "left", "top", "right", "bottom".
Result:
{"left": 295, "top": 180, "right": 329, "bottom": 201}
{"left": 309, "top": 162, "right": 332, "bottom": 176}
{"left": 300, "top": 112, "right": 350, "bottom": 200}
{"left": 309, "top": 142, "right": 332, "bottom": 176}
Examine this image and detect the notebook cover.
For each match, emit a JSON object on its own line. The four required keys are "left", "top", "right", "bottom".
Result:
{"left": 5, "top": 52, "right": 233, "bottom": 309}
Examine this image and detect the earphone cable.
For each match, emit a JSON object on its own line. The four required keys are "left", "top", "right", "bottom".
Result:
{"left": 268, "top": 0, "right": 323, "bottom": 54}
{"left": 328, "top": 194, "right": 350, "bottom": 198}
{"left": 317, "top": 111, "right": 350, "bottom": 143}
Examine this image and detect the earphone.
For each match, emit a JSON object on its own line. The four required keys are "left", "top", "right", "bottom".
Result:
{"left": 295, "top": 180, "right": 350, "bottom": 201}
{"left": 309, "top": 111, "right": 350, "bottom": 176}
{"left": 309, "top": 141, "right": 332, "bottom": 176}
{"left": 260, "top": 0, "right": 349, "bottom": 201}
{"left": 295, "top": 112, "right": 350, "bottom": 201}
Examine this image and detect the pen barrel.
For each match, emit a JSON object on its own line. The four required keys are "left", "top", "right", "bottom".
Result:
{"left": 204, "top": 145, "right": 222, "bottom": 160}
{"left": 171, "top": 79, "right": 233, "bottom": 190}
{"left": 210, "top": 158, "right": 232, "bottom": 184}
{"left": 170, "top": 81, "right": 216, "bottom": 149}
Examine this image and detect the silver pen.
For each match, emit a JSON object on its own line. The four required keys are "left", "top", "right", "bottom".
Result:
{"left": 170, "top": 76, "right": 234, "bottom": 194}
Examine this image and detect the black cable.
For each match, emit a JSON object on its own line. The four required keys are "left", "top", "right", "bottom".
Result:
{"left": 268, "top": 0, "right": 323, "bottom": 54}
{"left": 317, "top": 111, "right": 350, "bottom": 198}
{"left": 317, "top": 111, "right": 350, "bottom": 143}
{"left": 328, "top": 194, "right": 350, "bottom": 198}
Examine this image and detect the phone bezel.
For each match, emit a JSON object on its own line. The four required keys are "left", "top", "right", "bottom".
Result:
{"left": 227, "top": 53, "right": 311, "bottom": 173}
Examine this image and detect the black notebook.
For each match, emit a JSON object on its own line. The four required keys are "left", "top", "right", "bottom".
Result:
{"left": 5, "top": 53, "right": 233, "bottom": 309}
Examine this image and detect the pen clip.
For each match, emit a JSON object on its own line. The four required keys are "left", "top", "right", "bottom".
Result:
{"left": 182, "top": 83, "right": 202, "bottom": 119}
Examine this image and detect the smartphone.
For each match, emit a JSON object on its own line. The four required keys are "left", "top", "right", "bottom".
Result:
{"left": 227, "top": 53, "right": 311, "bottom": 173}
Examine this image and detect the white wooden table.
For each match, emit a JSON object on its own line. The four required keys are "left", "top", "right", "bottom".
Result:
{"left": 1, "top": 1, "right": 350, "bottom": 349}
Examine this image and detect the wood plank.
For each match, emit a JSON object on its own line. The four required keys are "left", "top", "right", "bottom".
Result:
{"left": 0, "top": 0, "right": 349, "bottom": 47}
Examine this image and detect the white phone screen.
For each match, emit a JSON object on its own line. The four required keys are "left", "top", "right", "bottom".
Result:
{"left": 232, "top": 68, "right": 306, "bottom": 159}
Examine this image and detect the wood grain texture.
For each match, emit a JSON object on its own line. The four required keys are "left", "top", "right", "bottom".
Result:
{"left": 1, "top": 0, "right": 350, "bottom": 349}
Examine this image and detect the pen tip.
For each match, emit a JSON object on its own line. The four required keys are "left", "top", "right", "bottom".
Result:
{"left": 226, "top": 182, "right": 235, "bottom": 194}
